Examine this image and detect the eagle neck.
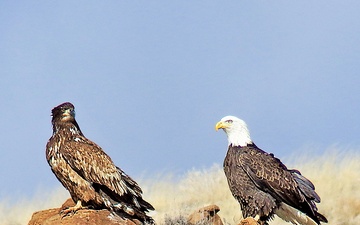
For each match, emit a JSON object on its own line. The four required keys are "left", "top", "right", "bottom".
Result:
{"left": 227, "top": 129, "right": 252, "bottom": 147}
{"left": 52, "top": 119, "right": 83, "bottom": 136}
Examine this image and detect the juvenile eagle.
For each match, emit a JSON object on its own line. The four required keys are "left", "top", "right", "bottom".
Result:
{"left": 215, "top": 116, "right": 327, "bottom": 225}
{"left": 46, "top": 102, "right": 154, "bottom": 224}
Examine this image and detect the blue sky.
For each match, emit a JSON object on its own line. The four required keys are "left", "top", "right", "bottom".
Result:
{"left": 1, "top": 1, "right": 359, "bottom": 201}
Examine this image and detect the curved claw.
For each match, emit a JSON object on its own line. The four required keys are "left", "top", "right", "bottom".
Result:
{"left": 60, "top": 200, "right": 84, "bottom": 218}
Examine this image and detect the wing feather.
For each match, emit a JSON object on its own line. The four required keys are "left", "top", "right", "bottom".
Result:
{"left": 237, "top": 145, "right": 315, "bottom": 216}
{"left": 60, "top": 135, "right": 140, "bottom": 198}
{"left": 290, "top": 170, "right": 321, "bottom": 203}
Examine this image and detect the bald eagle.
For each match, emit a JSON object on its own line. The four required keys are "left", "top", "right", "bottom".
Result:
{"left": 215, "top": 116, "right": 327, "bottom": 225}
{"left": 46, "top": 102, "right": 154, "bottom": 224}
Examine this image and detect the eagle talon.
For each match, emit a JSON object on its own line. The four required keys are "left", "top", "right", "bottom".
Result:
{"left": 60, "top": 200, "right": 84, "bottom": 218}
{"left": 60, "top": 209, "right": 74, "bottom": 218}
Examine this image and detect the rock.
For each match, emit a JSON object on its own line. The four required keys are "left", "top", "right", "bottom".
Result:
{"left": 238, "top": 217, "right": 259, "bottom": 225}
{"left": 187, "top": 205, "right": 224, "bottom": 225}
{"left": 28, "top": 198, "right": 139, "bottom": 225}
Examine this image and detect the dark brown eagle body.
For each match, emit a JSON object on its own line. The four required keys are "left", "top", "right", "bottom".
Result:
{"left": 216, "top": 116, "right": 327, "bottom": 225}
{"left": 46, "top": 102, "right": 154, "bottom": 224}
{"left": 224, "top": 143, "right": 327, "bottom": 225}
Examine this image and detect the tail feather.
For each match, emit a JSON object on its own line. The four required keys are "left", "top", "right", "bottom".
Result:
{"left": 290, "top": 170, "right": 328, "bottom": 224}
{"left": 276, "top": 169, "right": 328, "bottom": 224}
{"left": 113, "top": 202, "right": 155, "bottom": 224}
{"left": 276, "top": 203, "right": 318, "bottom": 225}
{"left": 99, "top": 186, "right": 155, "bottom": 224}
{"left": 277, "top": 202, "right": 328, "bottom": 224}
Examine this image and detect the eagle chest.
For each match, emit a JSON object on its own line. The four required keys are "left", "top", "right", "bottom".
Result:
{"left": 47, "top": 138, "right": 62, "bottom": 164}
{"left": 223, "top": 148, "right": 250, "bottom": 198}
{"left": 46, "top": 134, "right": 74, "bottom": 179}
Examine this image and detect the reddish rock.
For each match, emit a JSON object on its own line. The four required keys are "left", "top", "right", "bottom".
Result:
{"left": 28, "top": 198, "right": 139, "bottom": 225}
{"left": 187, "top": 205, "right": 223, "bottom": 225}
{"left": 238, "top": 217, "right": 259, "bottom": 225}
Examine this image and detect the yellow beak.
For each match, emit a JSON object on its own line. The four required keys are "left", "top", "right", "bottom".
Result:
{"left": 215, "top": 121, "right": 229, "bottom": 131}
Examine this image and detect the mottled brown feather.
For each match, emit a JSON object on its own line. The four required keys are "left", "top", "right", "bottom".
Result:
{"left": 46, "top": 102, "right": 154, "bottom": 224}
{"left": 224, "top": 143, "right": 326, "bottom": 224}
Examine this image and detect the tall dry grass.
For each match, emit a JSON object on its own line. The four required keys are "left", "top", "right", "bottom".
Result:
{"left": 1, "top": 149, "right": 359, "bottom": 225}
{"left": 0, "top": 187, "right": 69, "bottom": 225}
{"left": 144, "top": 149, "right": 360, "bottom": 225}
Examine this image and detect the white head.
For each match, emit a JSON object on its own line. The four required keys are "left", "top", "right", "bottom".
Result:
{"left": 215, "top": 115, "right": 253, "bottom": 147}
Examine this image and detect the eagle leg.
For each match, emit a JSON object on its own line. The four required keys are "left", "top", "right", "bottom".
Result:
{"left": 60, "top": 200, "right": 86, "bottom": 218}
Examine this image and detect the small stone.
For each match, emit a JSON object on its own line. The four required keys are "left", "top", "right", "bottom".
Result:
{"left": 187, "top": 205, "right": 223, "bottom": 225}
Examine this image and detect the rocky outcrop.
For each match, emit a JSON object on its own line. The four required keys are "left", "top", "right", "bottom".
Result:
{"left": 29, "top": 199, "right": 249, "bottom": 225}
{"left": 187, "top": 205, "right": 223, "bottom": 225}
{"left": 28, "top": 198, "right": 139, "bottom": 225}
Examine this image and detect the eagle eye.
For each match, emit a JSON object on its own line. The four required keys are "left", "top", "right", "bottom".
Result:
{"left": 226, "top": 119, "right": 233, "bottom": 124}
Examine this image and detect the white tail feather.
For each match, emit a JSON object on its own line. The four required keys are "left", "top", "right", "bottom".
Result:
{"left": 114, "top": 203, "right": 135, "bottom": 216}
{"left": 275, "top": 203, "right": 317, "bottom": 225}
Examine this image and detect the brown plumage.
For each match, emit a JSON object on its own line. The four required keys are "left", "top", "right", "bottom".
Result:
{"left": 46, "top": 102, "right": 154, "bottom": 224}
{"left": 216, "top": 116, "right": 327, "bottom": 225}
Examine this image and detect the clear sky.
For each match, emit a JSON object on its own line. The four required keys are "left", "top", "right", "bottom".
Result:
{"left": 1, "top": 1, "right": 359, "bottom": 201}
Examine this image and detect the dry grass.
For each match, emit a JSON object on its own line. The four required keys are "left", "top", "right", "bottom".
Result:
{"left": 144, "top": 149, "right": 360, "bottom": 225}
{"left": 1, "top": 149, "right": 359, "bottom": 225}
{"left": 0, "top": 187, "right": 69, "bottom": 225}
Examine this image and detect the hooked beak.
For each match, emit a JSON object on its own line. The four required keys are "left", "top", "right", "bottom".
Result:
{"left": 215, "top": 121, "right": 229, "bottom": 131}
